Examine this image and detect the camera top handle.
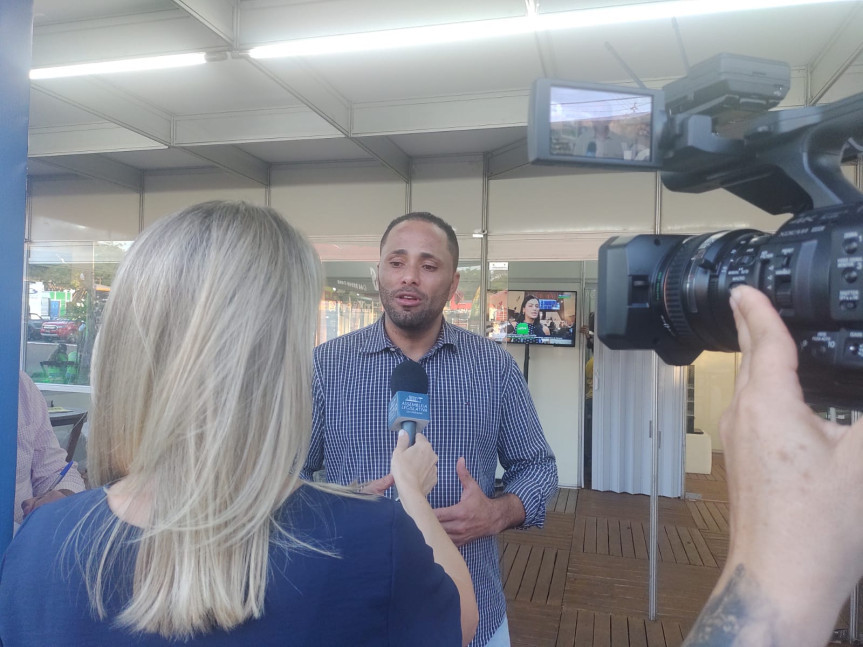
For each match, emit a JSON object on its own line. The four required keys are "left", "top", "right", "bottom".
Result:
{"left": 661, "top": 91, "right": 863, "bottom": 216}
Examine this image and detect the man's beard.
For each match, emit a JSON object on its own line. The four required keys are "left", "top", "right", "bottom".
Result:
{"left": 379, "top": 287, "right": 445, "bottom": 333}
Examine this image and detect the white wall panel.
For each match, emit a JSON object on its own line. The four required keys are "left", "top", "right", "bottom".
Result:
{"left": 505, "top": 343, "right": 581, "bottom": 487}
{"left": 488, "top": 232, "right": 617, "bottom": 262}
{"left": 411, "top": 157, "right": 483, "bottom": 232}
{"left": 411, "top": 157, "right": 484, "bottom": 261}
{"left": 660, "top": 186, "right": 790, "bottom": 235}
{"left": 693, "top": 351, "right": 738, "bottom": 452}
{"left": 488, "top": 171, "right": 657, "bottom": 234}
{"left": 270, "top": 163, "right": 406, "bottom": 239}
{"left": 501, "top": 262, "right": 587, "bottom": 487}
{"left": 487, "top": 171, "right": 657, "bottom": 260}
{"left": 30, "top": 177, "right": 138, "bottom": 241}
{"left": 143, "top": 170, "right": 266, "bottom": 228}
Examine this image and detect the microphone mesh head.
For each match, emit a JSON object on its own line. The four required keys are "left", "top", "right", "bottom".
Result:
{"left": 390, "top": 359, "right": 429, "bottom": 395}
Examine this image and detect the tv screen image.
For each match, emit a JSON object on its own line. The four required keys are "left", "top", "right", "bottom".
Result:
{"left": 487, "top": 290, "right": 577, "bottom": 347}
{"left": 528, "top": 79, "right": 664, "bottom": 170}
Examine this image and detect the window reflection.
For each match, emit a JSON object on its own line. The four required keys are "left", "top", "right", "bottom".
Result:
{"left": 23, "top": 253, "right": 483, "bottom": 381}
{"left": 24, "top": 242, "right": 129, "bottom": 387}
{"left": 316, "top": 261, "right": 482, "bottom": 344}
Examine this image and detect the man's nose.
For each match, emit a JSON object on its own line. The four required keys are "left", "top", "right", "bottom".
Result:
{"left": 400, "top": 263, "right": 420, "bottom": 284}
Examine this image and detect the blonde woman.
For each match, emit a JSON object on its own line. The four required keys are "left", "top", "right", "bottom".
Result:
{"left": 0, "top": 201, "right": 477, "bottom": 646}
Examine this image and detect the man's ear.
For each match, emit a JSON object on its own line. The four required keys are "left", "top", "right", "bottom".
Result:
{"left": 371, "top": 264, "right": 379, "bottom": 291}
{"left": 449, "top": 271, "right": 461, "bottom": 300}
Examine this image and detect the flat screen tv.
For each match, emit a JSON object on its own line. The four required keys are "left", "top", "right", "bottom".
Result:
{"left": 487, "top": 290, "right": 577, "bottom": 347}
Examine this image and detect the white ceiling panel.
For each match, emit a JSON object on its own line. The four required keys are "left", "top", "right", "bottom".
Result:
{"left": 238, "top": 138, "right": 373, "bottom": 164}
{"left": 289, "top": 35, "right": 545, "bottom": 104}
{"left": 102, "top": 147, "right": 213, "bottom": 170}
{"left": 239, "top": 0, "right": 528, "bottom": 44}
{"left": 33, "top": 0, "right": 177, "bottom": 27}
{"left": 29, "top": 90, "right": 106, "bottom": 128}
{"left": 25, "top": 0, "right": 863, "bottom": 186}
{"left": 31, "top": 9, "right": 222, "bottom": 67}
{"left": 96, "top": 57, "right": 305, "bottom": 115}
{"left": 390, "top": 128, "right": 525, "bottom": 157}
{"left": 27, "top": 158, "right": 76, "bottom": 177}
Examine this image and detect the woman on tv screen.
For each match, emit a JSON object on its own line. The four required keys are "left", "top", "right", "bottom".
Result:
{"left": 518, "top": 295, "right": 550, "bottom": 337}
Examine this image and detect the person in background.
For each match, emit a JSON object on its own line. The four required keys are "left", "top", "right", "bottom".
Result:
{"left": 46, "top": 342, "right": 67, "bottom": 364}
{"left": 583, "top": 355, "right": 593, "bottom": 489}
{"left": 303, "top": 212, "right": 557, "bottom": 647}
{"left": 517, "top": 295, "right": 550, "bottom": 337}
{"left": 574, "top": 120, "right": 626, "bottom": 159}
{"left": 579, "top": 312, "right": 595, "bottom": 489}
{"left": 0, "top": 201, "right": 478, "bottom": 647}
{"left": 14, "top": 371, "right": 85, "bottom": 526}
{"left": 683, "top": 285, "right": 863, "bottom": 646}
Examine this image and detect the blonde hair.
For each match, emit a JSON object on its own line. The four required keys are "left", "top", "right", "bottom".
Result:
{"left": 84, "top": 200, "right": 324, "bottom": 637}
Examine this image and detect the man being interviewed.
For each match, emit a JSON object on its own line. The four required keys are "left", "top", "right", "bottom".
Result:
{"left": 302, "top": 212, "right": 558, "bottom": 647}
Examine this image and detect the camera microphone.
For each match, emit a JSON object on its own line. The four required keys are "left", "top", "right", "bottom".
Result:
{"left": 387, "top": 359, "right": 430, "bottom": 445}
{"left": 586, "top": 141, "right": 596, "bottom": 157}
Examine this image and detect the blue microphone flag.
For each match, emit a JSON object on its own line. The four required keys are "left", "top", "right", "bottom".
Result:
{"left": 387, "top": 360, "right": 430, "bottom": 444}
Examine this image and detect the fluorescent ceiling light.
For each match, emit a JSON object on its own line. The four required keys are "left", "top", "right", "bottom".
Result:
{"left": 251, "top": 17, "right": 532, "bottom": 58}
{"left": 250, "top": 0, "right": 855, "bottom": 59}
{"left": 30, "top": 53, "right": 207, "bottom": 80}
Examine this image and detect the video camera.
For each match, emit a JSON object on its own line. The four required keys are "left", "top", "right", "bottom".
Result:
{"left": 527, "top": 53, "right": 863, "bottom": 407}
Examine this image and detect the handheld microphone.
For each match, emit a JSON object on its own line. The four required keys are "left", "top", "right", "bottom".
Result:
{"left": 387, "top": 359, "right": 430, "bottom": 445}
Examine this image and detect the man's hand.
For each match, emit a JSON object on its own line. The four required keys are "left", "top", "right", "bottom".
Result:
{"left": 355, "top": 474, "right": 395, "bottom": 495}
{"left": 433, "top": 458, "right": 524, "bottom": 547}
{"left": 21, "top": 489, "right": 74, "bottom": 518}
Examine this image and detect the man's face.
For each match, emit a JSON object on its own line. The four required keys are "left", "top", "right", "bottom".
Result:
{"left": 378, "top": 220, "right": 460, "bottom": 334}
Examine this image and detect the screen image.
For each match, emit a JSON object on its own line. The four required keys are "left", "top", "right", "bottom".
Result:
{"left": 549, "top": 86, "right": 654, "bottom": 162}
{"left": 487, "top": 290, "right": 577, "bottom": 347}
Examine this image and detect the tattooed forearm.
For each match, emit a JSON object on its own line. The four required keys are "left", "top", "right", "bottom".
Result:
{"left": 683, "top": 565, "right": 779, "bottom": 647}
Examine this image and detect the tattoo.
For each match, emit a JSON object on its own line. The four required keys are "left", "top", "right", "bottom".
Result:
{"left": 683, "top": 565, "right": 778, "bottom": 647}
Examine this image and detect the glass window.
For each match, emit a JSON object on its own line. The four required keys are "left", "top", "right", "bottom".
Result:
{"left": 23, "top": 242, "right": 130, "bottom": 387}
{"left": 317, "top": 260, "right": 482, "bottom": 344}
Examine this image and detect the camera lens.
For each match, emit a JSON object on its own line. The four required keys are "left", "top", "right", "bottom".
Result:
{"left": 656, "top": 229, "right": 764, "bottom": 353}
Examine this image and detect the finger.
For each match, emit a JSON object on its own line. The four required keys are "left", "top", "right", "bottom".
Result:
{"left": 362, "top": 474, "right": 394, "bottom": 495}
{"left": 456, "top": 457, "right": 475, "bottom": 488}
{"left": 395, "top": 428, "right": 410, "bottom": 451}
{"left": 731, "top": 286, "right": 801, "bottom": 398}
{"left": 729, "top": 287, "right": 753, "bottom": 396}
{"left": 433, "top": 505, "right": 458, "bottom": 523}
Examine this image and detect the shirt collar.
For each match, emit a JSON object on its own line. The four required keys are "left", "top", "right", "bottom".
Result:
{"left": 360, "top": 315, "right": 459, "bottom": 358}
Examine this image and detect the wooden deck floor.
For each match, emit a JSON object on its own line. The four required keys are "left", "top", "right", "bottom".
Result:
{"left": 501, "top": 453, "right": 855, "bottom": 646}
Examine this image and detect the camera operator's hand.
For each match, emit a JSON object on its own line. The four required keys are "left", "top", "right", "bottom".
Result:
{"left": 684, "top": 286, "right": 863, "bottom": 647}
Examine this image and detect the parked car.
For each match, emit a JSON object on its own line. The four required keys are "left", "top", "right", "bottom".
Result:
{"left": 26, "top": 313, "right": 45, "bottom": 341}
{"left": 40, "top": 319, "right": 80, "bottom": 342}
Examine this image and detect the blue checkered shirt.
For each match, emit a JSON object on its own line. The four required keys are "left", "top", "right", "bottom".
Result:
{"left": 302, "top": 317, "right": 558, "bottom": 646}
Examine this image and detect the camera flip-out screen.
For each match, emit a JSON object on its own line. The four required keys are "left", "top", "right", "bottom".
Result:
{"left": 528, "top": 80, "right": 664, "bottom": 169}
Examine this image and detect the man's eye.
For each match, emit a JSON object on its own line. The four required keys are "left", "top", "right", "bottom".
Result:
{"left": 423, "top": 265, "right": 437, "bottom": 271}
{"left": 389, "top": 261, "right": 403, "bottom": 267}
